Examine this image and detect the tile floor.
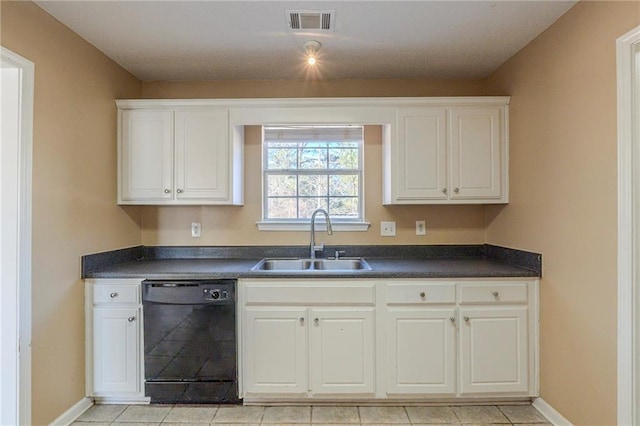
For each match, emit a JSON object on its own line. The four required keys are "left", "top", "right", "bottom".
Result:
{"left": 72, "top": 403, "right": 552, "bottom": 425}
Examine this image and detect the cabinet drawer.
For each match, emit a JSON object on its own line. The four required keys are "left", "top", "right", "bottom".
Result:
{"left": 458, "top": 282, "right": 528, "bottom": 304}
{"left": 93, "top": 284, "right": 140, "bottom": 304}
{"left": 245, "top": 284, "right": 375, "bottom": 305}
{"left": 386, "top": 282, "right": 455, "bottom": 304}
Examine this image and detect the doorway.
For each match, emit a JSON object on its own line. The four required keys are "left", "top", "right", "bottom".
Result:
{"left": 0, "top": 46, "right": 34, "bottom": 425}
{"left": 617, "top": 25, "right": 640, "bottom": 426}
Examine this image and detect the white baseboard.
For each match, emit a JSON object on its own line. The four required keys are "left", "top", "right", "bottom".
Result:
{"left": 49, "top": 397, "right": 93, "bottom": 426}
{"left": 533, "top": 397, "right": 573, "bottom": 426}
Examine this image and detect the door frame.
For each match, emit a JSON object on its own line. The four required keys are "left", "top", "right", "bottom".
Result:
{"left": 0, "top": 46, "right": 34, "bottom": 426}
{"left": 617, "top": 25, "right": 640, "bottom": 426}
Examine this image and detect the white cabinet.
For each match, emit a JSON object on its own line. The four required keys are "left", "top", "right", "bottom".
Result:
{"left": 86, "top": 279, "right": 147, "bottom": 403}
{"left": 385, "top": 282, "right": 457, "bottom": 396}
{"left": 117, "top": 105, "right": 243, "bottom": 205}
{"left": 310, "top": 308, "right": 375, "bottom": 395}
{"left": 240, "top": 280, "right": 376, "bottom": 398}
{"left": 458, "top": 281, "right": 532, "bottom": 395}
{"left": 384, "top": 102, "right": 508, "bottom": 204}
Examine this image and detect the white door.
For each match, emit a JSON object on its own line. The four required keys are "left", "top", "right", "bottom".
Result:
{"left": 394, "top": 108, "right": 448, "bottom": 201}
{"left": 174, "top": 109, "right": 229, "bottom": 201}
{"left": 449, "top": 107, "right": 502, "bottom": 200}
{"left": 243, "top": 307, "right": 308, "bottom": 395}
{"left": 459, "top": 307, "right": 528, "bottom": 394}
{"left": 119, "top": 109, "right": 173, "bottom": 202}
{"left": 386, "top": 308, "right": 456, "bottom": 395}
{"left": 92, "top": 307, "right": 140, "bottom": 394}
{"left": 309, "top": 308, "right": 375, "bottom": 395}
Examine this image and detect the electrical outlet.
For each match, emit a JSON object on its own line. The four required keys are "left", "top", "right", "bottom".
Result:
{"left": 191, "top": 222, "right": 201, "bottom": 238}
{"left": 416, "top": 220, "right": 426, "bottom": 236}
{"left": 380, "top": 221, "right": 396, "bottom": 237}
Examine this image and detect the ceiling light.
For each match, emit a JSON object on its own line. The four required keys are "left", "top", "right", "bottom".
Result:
{"left": 303, "top": 40, "right": 321, "bottom": 66}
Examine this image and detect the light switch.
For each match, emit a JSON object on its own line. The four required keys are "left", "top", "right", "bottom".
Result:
{"left": 191, "top": 222, "right": 201, "bottom": 238}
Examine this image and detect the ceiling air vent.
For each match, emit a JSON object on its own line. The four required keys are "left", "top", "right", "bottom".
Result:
{"left": 285, "top": 10, "right": 335, "bottom": 31}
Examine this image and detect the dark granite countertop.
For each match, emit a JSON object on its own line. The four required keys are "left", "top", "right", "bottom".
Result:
{"left": 83, "top": 245, "right": 541, "bottom": 280}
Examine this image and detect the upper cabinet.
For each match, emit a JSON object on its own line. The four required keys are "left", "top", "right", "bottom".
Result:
{"left": 117, "top": 103, "right": 243, "bottom": 205}
{"left": 384, "top": 101, "right": 508, "bottom": 204}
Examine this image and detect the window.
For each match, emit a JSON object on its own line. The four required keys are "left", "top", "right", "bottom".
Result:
{"left": 259, "top": 125, "right": 368, "bottom": 231}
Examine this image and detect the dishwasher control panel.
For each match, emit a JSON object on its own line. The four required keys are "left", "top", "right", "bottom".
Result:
{"left": 203, "top": 288, "right": 229, "bottom": 301}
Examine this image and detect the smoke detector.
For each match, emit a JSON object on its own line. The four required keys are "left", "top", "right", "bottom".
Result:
{"left": 285, "top": 10, "right": 335, "bottom": 31}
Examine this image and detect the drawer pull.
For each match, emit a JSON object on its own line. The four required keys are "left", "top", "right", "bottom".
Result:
{"left": 314, "top": 318, "right": 319, "bottom": 325}
{"left": 127, "top": 316, "right": 136, "bottom": 322}
{"left": 110, "top": 292, "right": 118, "bottom": 298}
{"left": 492, "top": 291, "right": 500, "bottom": 298}
{"left": 450, "top": 316, "right": 456, "bottom": 323}
{"left": 420, "top": 292, "right": 426, "bottom": 298}
{"left": 299, "top": 317, "right": 305, "bottom": 325}
{"left": 463, "top": 316, "right": 470, "bottom": 322}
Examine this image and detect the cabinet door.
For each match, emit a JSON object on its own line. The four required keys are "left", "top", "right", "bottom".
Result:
{"left": 449, "top": 107, "right": 502, "bottom": 200}
{"left": 119, "top": 109, "right": 173, "bottom": 202}
{"left": 92, "top": 307, "right": 140, "bottom": 394}
{"left": 386, "top": 308, "right": 456, "bottom": 395}
{"left": 309, "top": 308, "right": 375, "bottom": 394}
{"left": 394, "top": 108, "right": 448, "bottom": 201}
{"left": 459, "top": 306, "right": 528, "bottom": 394}
{"left": 243, "top": 307, "right": 307, "bottom": 395}
{"left": 174, "top": 109, "right": 230, "bottom": 201}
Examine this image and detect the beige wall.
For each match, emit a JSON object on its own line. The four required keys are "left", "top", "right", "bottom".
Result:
{"left": 1, "top": 2, "right": 142, "bottom": 424}
{"left": 485, "top": 2, "right": 640, "bottom": 424}
{"left": 140, "top": 80, "right": 488, "bottom": 246}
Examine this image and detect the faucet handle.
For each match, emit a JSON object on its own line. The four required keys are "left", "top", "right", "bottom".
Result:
{"left": 334, "top": 250, "right": 346, "bottom": 259}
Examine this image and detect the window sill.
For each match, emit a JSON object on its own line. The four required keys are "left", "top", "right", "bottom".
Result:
{"left": 256, "top": 221, "right": 371, "bottom": 232}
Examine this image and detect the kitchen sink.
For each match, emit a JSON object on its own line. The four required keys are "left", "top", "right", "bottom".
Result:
{"left": 251, "top": 258, "right": 372, "bottom": 272}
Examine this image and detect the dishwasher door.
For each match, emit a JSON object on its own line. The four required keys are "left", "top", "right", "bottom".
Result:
{"left": 142, "top": 280, "right": 239, "bottom": 404}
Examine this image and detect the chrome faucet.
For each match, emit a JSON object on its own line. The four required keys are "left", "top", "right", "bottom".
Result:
{"left": 309, "top": 208, "right": 333, "bottom": 259}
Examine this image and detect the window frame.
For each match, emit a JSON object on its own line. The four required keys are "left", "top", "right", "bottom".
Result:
{"left": 257, "top": 125, "right": 370, "bottom": 232}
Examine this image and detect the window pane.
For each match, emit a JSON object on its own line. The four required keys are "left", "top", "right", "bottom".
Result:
{"left": 267, "top": 175, "right": 297, "bottom": 196}
{"left": 299, "top": 175, "right": 328, "bottom": 196}
{"left": 329, "top": 148, "right": 358, "bottom": 169}
{"left": 267, "top": 148, "right": 297, "bottom": 170}
{"left": 329, "top": 197, "right": 359, "bottom": 217}
{"left": 299, "top": 147, "right": 327, "bottom": 169}
{"left": 329, "top": 141, "right": 358, "bottom": 148}
{"left": 329, "top": 175, "right": 358, "bottom": 196}
{"left": 268, "top": 198, "right": 297, "bottom": 219}
{"left": 298, "top": 198, "right": 328, "bottom": 218}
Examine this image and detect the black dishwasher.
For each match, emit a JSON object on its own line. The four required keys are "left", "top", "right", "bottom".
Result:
{"left": 142, "top": 279, "right": 240, "bottom": 404}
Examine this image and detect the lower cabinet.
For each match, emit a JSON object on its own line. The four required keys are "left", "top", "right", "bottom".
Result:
{"left": 240, "top": 278, "right": 538, "bottom": 401}
{"left": 86, "top": 279, "right": 147, "bottom": 403}
{"left": 241, "top": 280, "right": 376, "bottom": 398}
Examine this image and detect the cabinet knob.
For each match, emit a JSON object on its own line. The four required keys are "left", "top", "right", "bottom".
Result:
{"left": 177, "top": 189, "right": 183, "bottom": 193}
{"left": 492, "top": 291, "right": 499, "bottom": 298}
{"left": 442, "top": 188, "right": 447, "bottom": 194}
{"left": 314, "top": 318, "right": 319, "bottom": 325}
{"left": 450, "top": 317, "right": 456, "bottom": 323}
{"left": 420, "top": 292, "right": 426, "bottom": 298}
{"left": 463, "top": 316, "right": 470, "bottom": 322}
{"left": 164, "top": 189, "right": 171, "bottom": 194}
{"left": 454, "top": 187, "right": 459, "bottom": 193}
{"left": 127, "top": 316, "right": 136, "bottom": 322}
{"left": 299, "top": 317, "right": 305, "bottom": 325}
{"left": 110, "top": 292, "right": 118, "bottom": 298}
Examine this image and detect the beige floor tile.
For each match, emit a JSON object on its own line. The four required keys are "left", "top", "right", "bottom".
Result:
{"left": 212, "top": 405, "right": 264, "bottom": 423}
{"left": 498, "top": 405, "right": 548, "bottom": 424}
{"left": 312, "top": 406, "right": 359, "bottom": 424}
{"left": 115, "top": 405, "right": 172, "bottom": 423}
{"left": 71, "top": 422, "right": 111, "bottom": 426}
{"left": 261, "top": 406, "right": 311, "bottom": 423}
{"left": 453, "top": 406, "right": 509, "bottom": 424}
{"left": 77, "top": 404, "right": 128, "bottom": 422}
{"left": 313, "top": 423, "right": 361, "bottom": 426}
{"left": 359, "top": 406, "right": 409, "bottom": 424}
{"left": 406, "top": 406, "right": 460, "bottom": 424}
{"left": 209, "top": 423, "right": 259, "bottom": 426}
{"left": 163, "top": 406, "right": 218, "bottom": 423}
{"left": 111, "top": 423, "right": 161, "bottom": 426}
{"left": 508, "top": 424, "right": 552, "bottom": 426}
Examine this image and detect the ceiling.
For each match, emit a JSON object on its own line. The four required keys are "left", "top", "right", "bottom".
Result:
{"left": 34, "top": 0, "right": 577, "bottom": 81}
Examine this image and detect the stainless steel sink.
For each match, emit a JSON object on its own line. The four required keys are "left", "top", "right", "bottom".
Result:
{"left": 251, "top": 258, "right": 372, "bottom": 272}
